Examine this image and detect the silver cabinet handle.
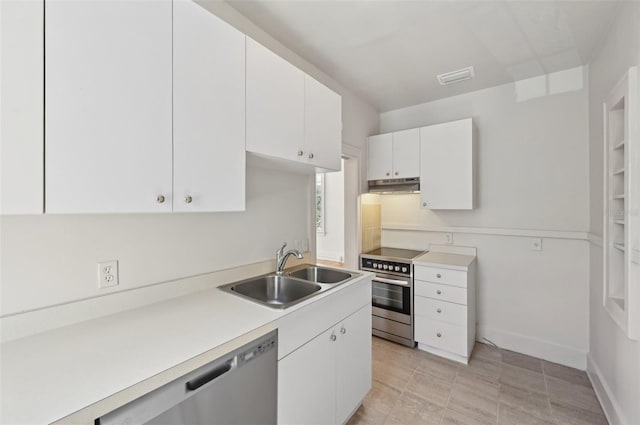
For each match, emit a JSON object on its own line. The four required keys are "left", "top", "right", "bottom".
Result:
{"left": 340, "top": 327, "right": 346, "bottom": 334}
{"left": 437, "top": 333, "right": 442, "bottom": 338}
{"left": 437, "top": 290, "right": 442, "bottom": 295}
{"left": 185, "top": 196, "right": 192, "bottom": 204}
{"left": 436, "top": 273, "right": 442, "bottom": 278}
{"left": 330, "top": 333, "right": 337, "bottom": 342}
{"left": 422, "top": 202, "right": 427, "bottom": 207}
{"left": 297, "top": 150, "right": 304, "bottom": 156}
{"left": 437, "top": 308, "right": 442, "bottom": 313}
{"left": 308, "top": 153, "right": 314, "bottom": 159}
{"left": 156, "top": 195, "right": 165, "bottom": 204}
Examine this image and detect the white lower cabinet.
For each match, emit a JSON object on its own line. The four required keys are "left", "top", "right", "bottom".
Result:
{"left": 413, "top": 254, "right": 476, "bottom": 364}
{"left": 278, "top": 302, "right": 371, "bottom": 425}
{"left": 335, "top": 306, "right": 372, "bottom": 423}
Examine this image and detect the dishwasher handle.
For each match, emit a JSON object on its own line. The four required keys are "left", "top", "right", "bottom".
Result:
{"left": 186, "top": 361, "right": 232, "bottom": 391}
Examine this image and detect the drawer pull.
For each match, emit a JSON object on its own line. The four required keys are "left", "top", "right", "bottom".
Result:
{"left": 437, "top": 308, "right": 442, "bottom": 313}
{"left": 436, "top": 273, "right": 442, "bottom": 278}
{"left": 437, "top": 290, "right": 442, "bottom": 295}
{"left": 437, "top": 333, "right": 442, "bottom": 338}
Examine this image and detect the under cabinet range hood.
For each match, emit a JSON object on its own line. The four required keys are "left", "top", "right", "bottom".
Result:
{"left": 368, "top": 177, "right": 420, "bottom": 193}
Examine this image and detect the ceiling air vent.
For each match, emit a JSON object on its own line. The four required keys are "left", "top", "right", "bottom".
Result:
{"left": 437, "top": 66, "right": 475, "bottom": 85}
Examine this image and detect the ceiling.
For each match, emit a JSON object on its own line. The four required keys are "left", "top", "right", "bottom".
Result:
{"left": 227, "top": 0, "right": 622, "bottom": 112}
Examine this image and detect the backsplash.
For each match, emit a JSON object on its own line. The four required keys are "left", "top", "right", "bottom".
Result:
{"left": 361, "top": 203, "right": 381, "bottom": 253}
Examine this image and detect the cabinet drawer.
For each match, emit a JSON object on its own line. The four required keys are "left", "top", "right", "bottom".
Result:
{"left": 415, "top": 296, "right": 466, "bottom": 326}
{"left": 415, "top": 318, "right": 467, "bottom": 356}
{"left": 414, "top": 265, "right": 467, "bottom": 287}
{"left": 415, "top": 281, "right": 467, "bottom": 305}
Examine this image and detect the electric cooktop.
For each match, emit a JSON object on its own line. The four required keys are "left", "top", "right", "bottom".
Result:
{"left": 361, "top": 247, "right": 426, "bottom": 260}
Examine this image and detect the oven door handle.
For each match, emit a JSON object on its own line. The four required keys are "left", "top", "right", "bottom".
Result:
{"left": 373, "top": 277, "right": 411, "bottom": 287}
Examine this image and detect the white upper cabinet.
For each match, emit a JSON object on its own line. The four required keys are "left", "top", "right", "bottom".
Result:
{"left": 392, "top": 128, "right": 420, "bottom": 178}
{"left": 45, "top": 0, "right": 173, "bottom": 213}
{"left": 246, "top": 38, "right": 342, "bottom": 172}
{"left": 367, "top": 129, "right": 420, "bottom": 180}
{"left": 420, "top": 118, "right": 475, "bottom": 210}
{"left": 304, "top": 75, "right": 342, "bottom": 171}
{"left": 367, "top": 133, "right": 393, "bottom": 180}
{"left": 1, "top": 0, "right": 43, "bottom": 214}
{"left": 173, "top": 0, "right": 245, "bottom": 212}
{"left": 246, "top": 38, "right": 304, "bottom": 163}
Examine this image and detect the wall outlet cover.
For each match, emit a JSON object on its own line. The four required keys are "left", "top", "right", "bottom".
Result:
{"left": 530, "top": 238, "right": 543, "bottom": 251}
{"left": 444, "top": 233, "right": 453, "bottom": 244}
{"left": 98, "top": 260, "right": 119, "bottom": 288}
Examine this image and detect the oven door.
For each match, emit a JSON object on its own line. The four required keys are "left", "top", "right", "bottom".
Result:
{"left": 371, "top": 272, "right": 411, "bottom": 320}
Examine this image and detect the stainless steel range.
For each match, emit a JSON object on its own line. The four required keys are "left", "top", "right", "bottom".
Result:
{"left": 360, "top": 247, "right": 426, "bottom": 347}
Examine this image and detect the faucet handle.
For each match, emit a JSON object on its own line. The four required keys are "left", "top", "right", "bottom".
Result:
{"left": 277, "top": 242, "right": 287, "bottom": 257}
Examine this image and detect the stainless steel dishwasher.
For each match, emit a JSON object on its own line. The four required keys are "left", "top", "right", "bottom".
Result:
{"left": 98, "top": 330, "right": 277, "bottom": 425}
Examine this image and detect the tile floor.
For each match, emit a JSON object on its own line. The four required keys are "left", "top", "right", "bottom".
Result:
{"left": 348, "top": 337, "right": 608, "bottom": 425}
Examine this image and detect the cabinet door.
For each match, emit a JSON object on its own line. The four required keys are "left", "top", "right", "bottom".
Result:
{"left": 173, "top": 0, "right": 245, "bottom": 212}
{"left": 392, "top": 128, "right": 420, "bottom": 178}
{"left": 278, "top": 327, "right": 337, "bottom": 425}
{"left": 45, "top": 0, "right": 173, "bottom": 213}
{"left": 420, "top": 119, "right": 474, "bottom": 210}
{"left": 336, "top": 305, "right": 372, "bottom": 424}
{"left": 246, "top": 38, "right": 304, "bottom": 163}
{"left": 1, "top": 0, "right": 43, "bottom": 214}
{"left": 304, "top": 75, "right": 342, "bottom": 171}
{"left": 367, "top": 133, "right": 393, "bottom": 180}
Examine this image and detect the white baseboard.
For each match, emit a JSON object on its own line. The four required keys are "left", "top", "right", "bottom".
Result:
{"left": 476, "top": 325, "right": 587, "bottom": 369}
{"left": 587, "top": 353, "right": 627, "bottom": 425}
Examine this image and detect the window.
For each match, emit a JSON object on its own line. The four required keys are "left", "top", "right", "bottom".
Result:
{"left": 316, "top": 174, "right": 325, "bottom": 234}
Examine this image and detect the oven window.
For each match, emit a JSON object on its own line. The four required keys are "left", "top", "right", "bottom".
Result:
{"left": 372, "top": 281, "right": 410, "bottom": 315}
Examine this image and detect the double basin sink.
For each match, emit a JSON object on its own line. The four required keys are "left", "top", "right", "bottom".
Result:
{"left": 220, "top": 265, "right": 358, "bottom": 309}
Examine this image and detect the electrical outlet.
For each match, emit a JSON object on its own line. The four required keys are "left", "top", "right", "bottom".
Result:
{"left": 98, "top": 260, "right": 119, "bottom": 288}
{"left": 530, "top": 238, "right": 542, "bottom": 251}
{"left": 444, "top": 233, "right": 453, "bottom": 244}
{"left": 302, "top": 239, "right": 309, "bottom": 252}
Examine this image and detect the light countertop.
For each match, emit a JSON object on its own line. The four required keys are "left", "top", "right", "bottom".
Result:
{"left": 0, "top": 268, "right": 372, "bottom": 425}
{"left": 413, "top": 251, "right": 476, "bottom": 270}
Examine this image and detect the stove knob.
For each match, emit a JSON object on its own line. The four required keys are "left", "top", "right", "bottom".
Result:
{"left": 395, "top": 266, "right": 400, "bottom": 272}
{"left": 375, "top": 263, "right": 381, "bottom": 269}
{"left": 402, "top": 267, "right": 408, "bottom": 273}
{"left": 383, "top": 264, "right": 388, "bottom": 270}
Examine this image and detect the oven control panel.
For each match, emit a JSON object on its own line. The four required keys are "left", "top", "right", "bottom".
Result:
{"left": 361, "top": 258, "right": 411, "bottom": 276}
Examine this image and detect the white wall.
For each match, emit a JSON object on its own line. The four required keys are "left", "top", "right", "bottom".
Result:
{"left": 381, "top": 67, "right": 589, "bottom": 231}
{"left": 587, "top": 2, "right": 640, "bottom": 424}
{"left": 0, "top": 166, "right": 310, "bottom": 315}
{"left": 0, "top": 2, "right": 379, "bottom": 328}
{"left": 378, "top": 70, "right": 591, "bottom": 368}
{"left": 317, "top": 162, "right": 345, "bottom": 263}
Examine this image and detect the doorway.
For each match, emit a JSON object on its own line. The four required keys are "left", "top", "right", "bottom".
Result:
{"left": 315, "top": 152, "right": 360, "bottom": 269}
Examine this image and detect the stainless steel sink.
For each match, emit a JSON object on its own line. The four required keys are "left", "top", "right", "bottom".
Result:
{"left": 220, "top": 275, "right": 321, "bottom": 309}
{"left": 288, "top": 266, "right": 353, "bottom": 284}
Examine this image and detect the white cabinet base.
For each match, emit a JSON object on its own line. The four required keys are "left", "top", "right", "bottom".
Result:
{"left": 417, "top": 342, "right": 472, "bottom": 365}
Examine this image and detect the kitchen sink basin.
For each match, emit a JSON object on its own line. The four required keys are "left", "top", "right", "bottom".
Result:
{"left": 221, "top": 275, "right": 321, "bottom": 309}
{"left": 288, "top": 266, "right": 353, "bottom": 284}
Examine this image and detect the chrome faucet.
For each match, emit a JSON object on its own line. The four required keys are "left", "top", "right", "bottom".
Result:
{"left": 276, "top": 242, "right": 304, "bottom": 275}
